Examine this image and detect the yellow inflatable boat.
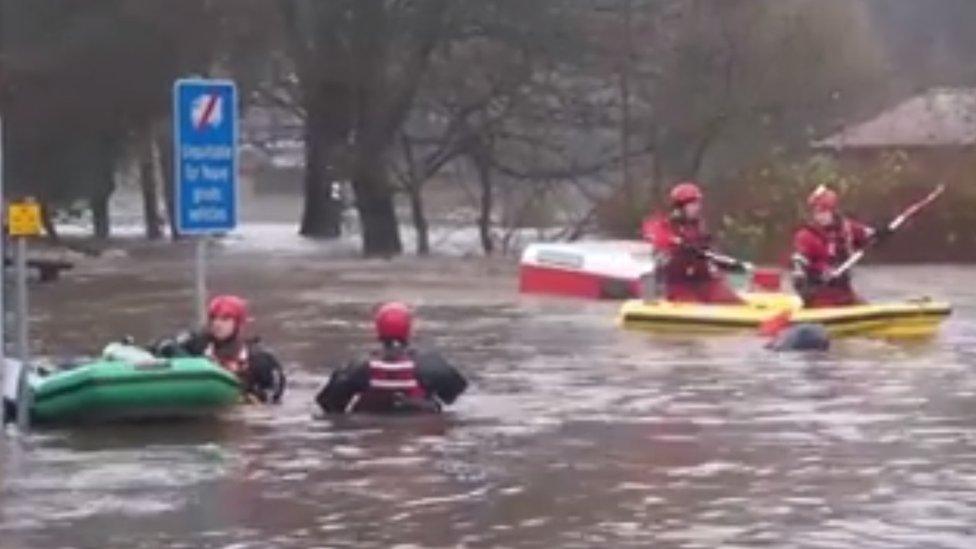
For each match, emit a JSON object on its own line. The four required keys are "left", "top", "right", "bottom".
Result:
{"left": 618, "top": 293, "right": 951, "bottom": 339}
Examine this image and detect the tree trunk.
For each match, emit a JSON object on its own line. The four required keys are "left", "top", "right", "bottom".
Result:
{"left": 299, "top": 118, "right": 343, "bottom": 238}
{"left": 619, "top": 0, "right": 633, "bottom": 202}
{"left": 90, "top": 144, "right": 115, "bottom": 240}
{"left": 139, "top": 134, "right": 163, "bottom": 240}
{"left": 473, "top": 149, "right": 494, "bottom": 255}
{"left": 399, "top": 133, "right": 429, "bottom": 255}
{"left": 649, "top": 148, "right": 662, "bottom": 202}
{"left": 406, "top": 182, "right": 430, "bottom": 255}
{"left": 154, "top": 127, "right": 180, "bottom": 240}
{"left": 353, "top": 157, "right": 402, "bottom": 257}
{"left": 689, "top": 117, "right": 726, "bottom": 179}
{"left": 90, "top": 192, "right": 110, "bottom": 239}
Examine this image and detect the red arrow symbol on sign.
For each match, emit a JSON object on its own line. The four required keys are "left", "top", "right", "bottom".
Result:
{"left": 196, "top": 93, "right": 220, "bottom": 130}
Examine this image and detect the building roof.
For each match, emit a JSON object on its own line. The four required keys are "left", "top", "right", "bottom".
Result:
{"left": 813, "top": 87, "right": 976, "bottom": 150}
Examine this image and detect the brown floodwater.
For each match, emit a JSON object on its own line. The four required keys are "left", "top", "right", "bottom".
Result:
{"left": 1, "top": 240, "right": 975, "bottom": 548}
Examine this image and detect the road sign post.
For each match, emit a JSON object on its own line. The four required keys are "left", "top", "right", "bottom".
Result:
{"left": 8, "top": 198, "right": 42, "bottom": 432}
{"left": 173, "top": 79, "right": 238, "bottom": 325}
{"left": 0, "top": 115, "right": 4, "bottom": 367}
{"left": 0, "top": 115, "right": 7, "bottom": 429}
{"left": 195, "top": 237, "right": 208, "bottom": 325}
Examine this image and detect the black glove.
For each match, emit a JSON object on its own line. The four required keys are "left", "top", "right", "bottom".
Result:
{"left": 243, "top": 348, "right": 287, "bottom": 404}
{"left": 872, "top": 224, "right": 893, "bottom": 244}
{"left": 149, "top": 331, "right": 195, "bottom": 358}
{"left": 792, "top": 268, "right": 827, "bottom": 292}
{"left": 717, "top": 257, "right": 750, "bottom": 274}
{"left": 151, "top": 338, "right": 179, "bottom": 358}
{"left": 677, "top": 240, "right": 703, "bottom": 256}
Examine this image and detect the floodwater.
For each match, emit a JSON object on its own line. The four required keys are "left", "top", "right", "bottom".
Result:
{"left": 1, "top": 240, "right": 975, "bottom": 548}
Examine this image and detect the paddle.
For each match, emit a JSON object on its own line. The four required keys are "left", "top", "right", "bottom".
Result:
{"left": 758, "top": 184, "right": 946, "bottom": 337}
{"left": 827, "top": 184, "right": 946, "bottom": 281}
{"left": 759, "top": 310, "right": 793, "bottom": 337}
{"left": 701, "top": 250, "right": 754, "bottom": 274}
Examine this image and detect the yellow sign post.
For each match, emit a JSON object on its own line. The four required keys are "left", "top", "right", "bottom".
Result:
{"left": 8, "top": 199, "right": 42, "bottom": 237}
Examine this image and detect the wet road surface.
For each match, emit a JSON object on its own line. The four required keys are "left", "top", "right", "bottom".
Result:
{"left": 2, "top": 242, "right": 975, "bottom": 548}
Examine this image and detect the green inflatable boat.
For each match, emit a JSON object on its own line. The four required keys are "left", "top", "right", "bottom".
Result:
{"left": 27, "top": 345, "right": 241, "bottom": 424}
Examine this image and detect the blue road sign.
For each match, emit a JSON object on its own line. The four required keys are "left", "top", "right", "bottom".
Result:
{"left": 174, "top": 79, "right": 238, "bottom": 234}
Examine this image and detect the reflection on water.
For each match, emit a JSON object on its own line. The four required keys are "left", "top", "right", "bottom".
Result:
{"left": 1, "top": 256, "right": 975, "bottom": 548}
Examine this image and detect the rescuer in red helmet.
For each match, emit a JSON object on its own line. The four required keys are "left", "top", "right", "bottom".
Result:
{"left": 315, "top": 302, "right": 468, "bottom": 414}
{"left": 152, "top": 294, "right": 286, "bottom": 403}
{"left": 641, "top": 181, "right": 749, "bottom": 304}
{"left": 791, "top": 185, "right": 888, "bottom": 307}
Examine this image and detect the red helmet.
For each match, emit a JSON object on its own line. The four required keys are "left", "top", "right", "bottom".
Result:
{"left": 808, "top": 185, "right": 838, "bottom": 212}
{"left": 375, "top": 302, "right": 412, "bottom": 342}
{"left": 670, "top": 181, "right": 703, "bottom": 206}
{"left": 208, "top": 295, "right": 249, "bottom": 325}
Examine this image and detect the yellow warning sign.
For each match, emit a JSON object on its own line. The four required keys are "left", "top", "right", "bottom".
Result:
{"left": 8, "top": 199, "right": 43, "bottom": 237}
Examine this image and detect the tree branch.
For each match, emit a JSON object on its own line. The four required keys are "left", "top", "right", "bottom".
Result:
{"left": 379, "top": 0, "right": 450, "bottom": 142}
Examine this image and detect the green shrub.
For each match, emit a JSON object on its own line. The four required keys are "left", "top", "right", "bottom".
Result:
{"left": 594, "top": 150, "right": 976, "bottom": 263}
